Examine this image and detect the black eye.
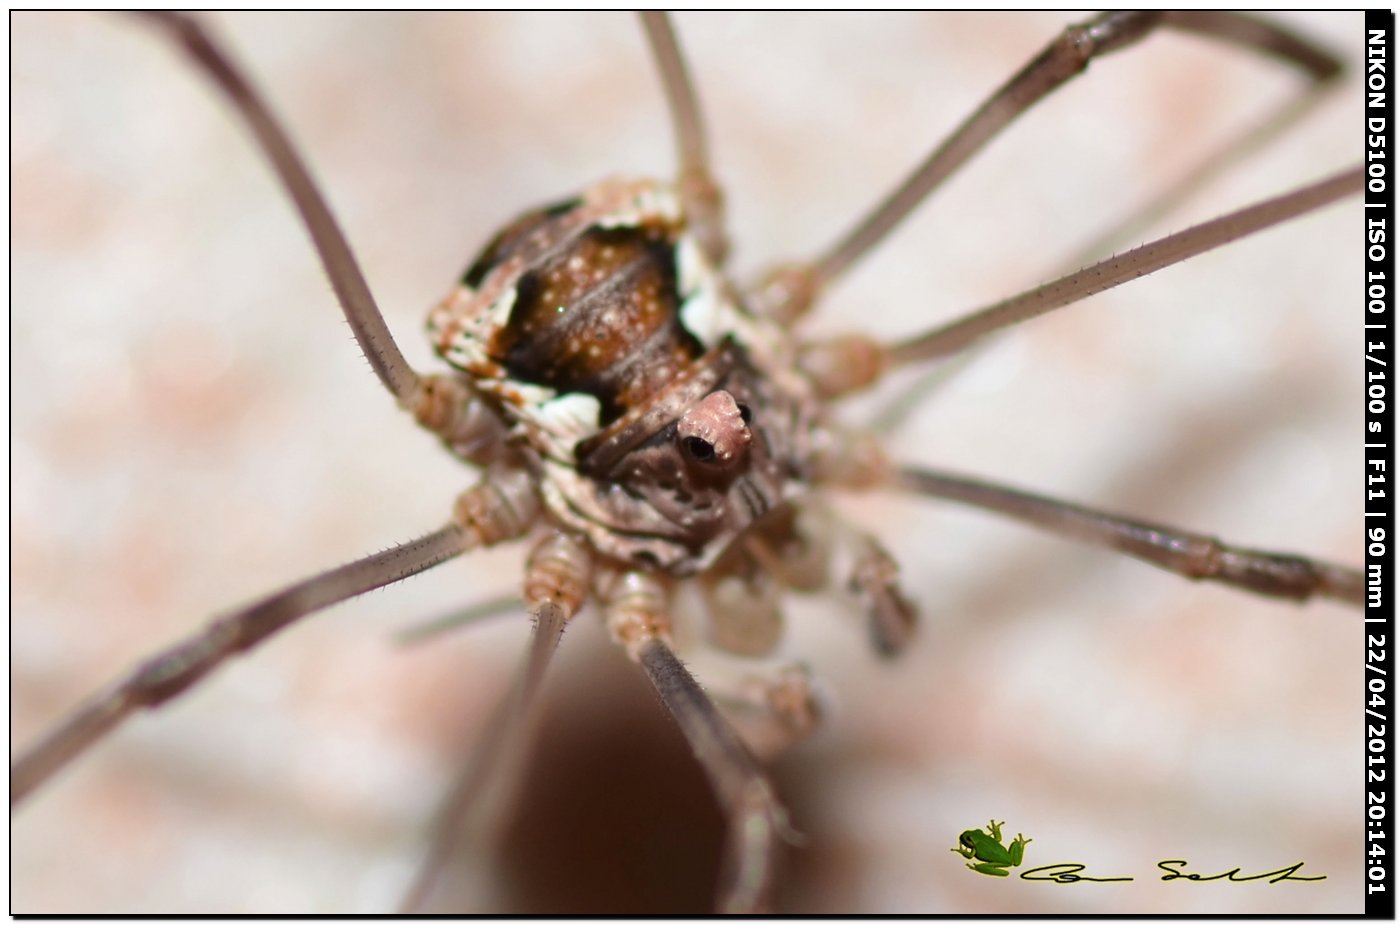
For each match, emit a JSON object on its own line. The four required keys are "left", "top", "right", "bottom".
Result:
{"left": 683, "top": 436, "right": 716, "bottom": 462}
{"left": 736, "top": 403, "right": 752, "bottom": 424}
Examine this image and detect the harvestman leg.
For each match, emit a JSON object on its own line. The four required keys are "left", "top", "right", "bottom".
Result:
{"left": 885, "top": 166, "right": 1362, "bottom": 366}
{"left": 894, "top": 466, "right": 1365, "bottom": 607}
{"left": 11, "top": 470, "right": 541, "bottom": 808}
{"left": 135, "top": 11, "right": 417, "bottom": 402}
{"left": 606, "top": 571, "right": 791, "bottom": 914}
{"left": 401, "top": 533, "right": 593, "bottom": 913}
{"left": 796, "top": 167, "right": 1363, "bottom": 398}
{"left": 1064, "top": 64, "right": 1343, "bottom": 270}
{"left": 394, "top": 593, "right": 523, "bottom": 645}
{"left": 12, "top": 12, "right": 521, "bottom": 806}
{"left": 639, "top": 11, "right": 727, "bottom": 263}
{"left": 11, "top": 528, "right": 468, "bottom": 806}
{"left": 135, "top": 12, "right": 490, "bottom": 443}
{"left": 752, "top": 10, "right": 1344, "bottom": 322}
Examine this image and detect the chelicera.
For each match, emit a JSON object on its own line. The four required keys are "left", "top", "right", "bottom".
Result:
{"left": 12, "top": 12, "right": 1364, "bottom": 913}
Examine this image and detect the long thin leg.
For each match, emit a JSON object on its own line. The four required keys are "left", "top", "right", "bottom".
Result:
{"left": 1062, "top": 80, "right": 1342, "bottom": 271}
{"left": 639, "top": 11, "right": 709, "bottom": 186}
{"left": 637, "top": 640, "right": 789, "bottom": 914}
{"left": 400, "top": 533, "right": 591, "bottom": 913}
{"left": 894, "top": 465, "right": 1364, "bottom": 606}
{"left": 638, "top": 11, "right": 727, "bottom": 263}
{"left": 752, "top": 11, "right": 1342, "bottom": 321}
{"left": 394, "top": 593, "right": 522, "bottom": 646}
{"left": 796, "top": 166, "right": 1361, "bottom": 397}
{"left": 11, "top": 525, "right": 469, "bottom": 808}
{"left": 605, "top": 572, "right": 791, "bottom": 914}
{"left": 397, "top": 606, "right": 562, "bottom": 914}
{"left": 854, "top": 56, "right": 1336, "bottom": 423}
{"left": 135, "top": 12, "right": 420, "bottom": 403}
{"left": 12, "top": 469, "right": 541, "bottom": 808}
{"left": 886, "top": 165, "right": 1362, "bottom": 367}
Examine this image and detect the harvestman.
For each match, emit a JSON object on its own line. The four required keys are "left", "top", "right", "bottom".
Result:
{"left": 10, "top": 10, "right": 1366, "bottom": 912}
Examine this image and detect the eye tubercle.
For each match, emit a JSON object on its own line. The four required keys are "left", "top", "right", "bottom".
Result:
{"left": 677, "top": 390, "right": 751, "bottom": 467}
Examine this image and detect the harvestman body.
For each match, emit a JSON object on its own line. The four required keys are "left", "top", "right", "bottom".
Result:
{"left": 11, "top": 12, "right": 1365, "bottom": 912}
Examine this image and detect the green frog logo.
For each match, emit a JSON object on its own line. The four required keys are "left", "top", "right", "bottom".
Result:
{"left": 952, "top": 819, "right": 1032, "bottom": 877}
